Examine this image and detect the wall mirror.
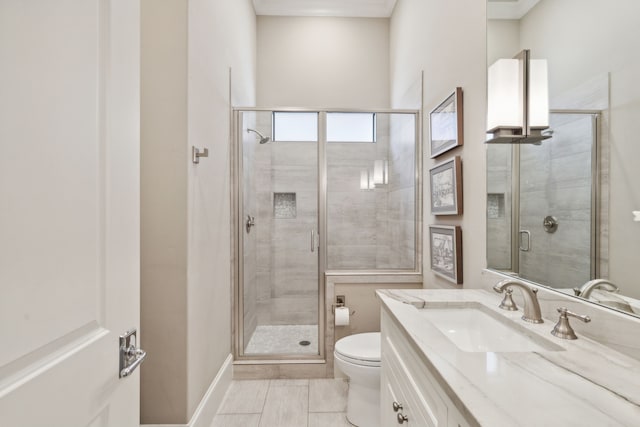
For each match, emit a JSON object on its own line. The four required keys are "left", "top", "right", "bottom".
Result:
{"left": 486, "top": 0, "right": 640, "bottom": 317}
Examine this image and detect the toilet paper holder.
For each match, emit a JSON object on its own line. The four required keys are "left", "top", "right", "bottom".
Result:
{"left": 332, "top": 295, "right": 356, "bottom": 316}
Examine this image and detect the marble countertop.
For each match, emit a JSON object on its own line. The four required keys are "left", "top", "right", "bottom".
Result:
{"left": 377, "top": 289, "right": 640, "bottom": 427}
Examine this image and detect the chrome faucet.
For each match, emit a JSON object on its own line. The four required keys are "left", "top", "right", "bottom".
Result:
{"left": 573, "top": 279, "right": 619, "bottom": 299}
{"left": 493, "top": 279, "right": 544, "bottom": 323}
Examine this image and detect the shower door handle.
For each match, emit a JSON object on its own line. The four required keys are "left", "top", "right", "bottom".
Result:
{"left": 519, "top": 230, "right": 531, "bottom": 252}
{"left": 310, "top": 230, "right": 315, "bottom": 252}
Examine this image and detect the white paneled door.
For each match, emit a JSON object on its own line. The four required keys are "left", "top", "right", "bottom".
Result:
{"left": 0, "top": 1, "right": 141, "bottom": 426}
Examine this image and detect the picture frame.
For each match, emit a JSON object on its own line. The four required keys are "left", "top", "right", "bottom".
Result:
{"left": 429, "top": 87, "right": 463, "bottom": 158}
{"left": 429, "top": 225, "right": 463, "bottom": 284}
{"left": 429, "top": 156, "right": 462, "bottom": 215}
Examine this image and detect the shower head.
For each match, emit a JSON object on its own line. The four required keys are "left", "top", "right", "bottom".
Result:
{"left": 247, "top": 128, "right": 271, "bottom": 144}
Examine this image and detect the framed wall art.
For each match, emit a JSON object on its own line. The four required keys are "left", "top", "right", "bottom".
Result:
{"left": 429, "top": 156, "right": 462, "bottom": 215}
{"left": 429, "top": 225, "right": 462, "bottom": 284}
{"left": 429, "top": 87, "right": 463, "bottom": 158}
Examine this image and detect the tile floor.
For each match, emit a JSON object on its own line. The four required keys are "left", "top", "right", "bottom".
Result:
{"left": 244, "top": 325, "right": 319, "bottom": 355}
{"left": 212, "top": 379, "right": 352, "bottom": 427}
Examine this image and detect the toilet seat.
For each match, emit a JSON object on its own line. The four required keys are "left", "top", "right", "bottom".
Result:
{"left": 334, "top": 332, "right": 381, "bottom": 367}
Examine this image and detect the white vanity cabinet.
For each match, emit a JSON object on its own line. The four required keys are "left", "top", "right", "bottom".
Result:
{"left": 381, "top": 309, "right": 472, "bottom": 427}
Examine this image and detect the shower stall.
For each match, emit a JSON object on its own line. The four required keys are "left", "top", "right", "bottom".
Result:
{"left": 232, "top": 108, "right": 420, "bottom": 361}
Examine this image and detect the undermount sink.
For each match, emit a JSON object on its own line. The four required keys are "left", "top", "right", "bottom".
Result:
{"left": 418, "top": 303, "right": 564, "bottom": 353}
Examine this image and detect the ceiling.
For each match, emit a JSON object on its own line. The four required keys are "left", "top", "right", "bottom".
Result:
{"left": 488, "top": 0, "right": 541, "bottom": 19}
{"left": 253, "top": 0, "right": 541, "bottom": 19}
{"left": 252, "top": 0, "right": 398, "bottom": 18}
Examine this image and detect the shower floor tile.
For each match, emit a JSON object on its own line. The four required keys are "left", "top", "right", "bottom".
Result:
{"left": 245, "top": 325, "right": 318, "bottom": 355}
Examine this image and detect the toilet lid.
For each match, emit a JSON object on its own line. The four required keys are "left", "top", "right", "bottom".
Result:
{"left": 335, "top": 332, "right": 381, "bottom": 363}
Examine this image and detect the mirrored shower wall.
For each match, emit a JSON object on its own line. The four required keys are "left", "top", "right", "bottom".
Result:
{"left": 487, "top": 111, "right": 599, "bottom": 288}
{"left": 233, "top": 109, "right": 420, "bottom": 360}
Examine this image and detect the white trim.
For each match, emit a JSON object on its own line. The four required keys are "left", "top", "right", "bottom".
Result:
{"left": 253, "top": 0, "right": 397, "bottom": 18}
{"left": 141, "top": 354, "right": 233, "bottom": 427}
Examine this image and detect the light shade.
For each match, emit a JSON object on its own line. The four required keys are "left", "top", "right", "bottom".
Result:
{"left": 487, "top": 58, "right": 521, "bottom": 132}
{"left": 529, "top": 59, "right": 549, "bottom": 129}
{"left": 486, "top": 50, "right": 550, "bottom": 144}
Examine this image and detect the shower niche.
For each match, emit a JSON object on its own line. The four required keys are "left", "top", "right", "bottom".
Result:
{"left": 233, "top": 108, "right": 420, "bottom": 361}
{"left": 274, "top": 192, "right": 296, "bottom": 219}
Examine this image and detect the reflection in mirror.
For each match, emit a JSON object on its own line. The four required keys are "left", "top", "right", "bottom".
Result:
{"left": 486, "top": 0, "right": 640, "bottom": 317}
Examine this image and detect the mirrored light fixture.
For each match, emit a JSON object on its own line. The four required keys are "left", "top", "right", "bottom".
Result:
{"left": 368, "top": 170, "right": 375, "bottom": 190}
{"left": 360, "top": 170, "right": 369, "bottom": 190}
{"left": 486, "top": 49, "right": 550, "bottom": 144}
{"left": 373, "top": 160, "right": 389, "bottom": 185}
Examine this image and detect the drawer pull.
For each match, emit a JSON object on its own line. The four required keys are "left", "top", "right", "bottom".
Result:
{"left": 392, "top": 401, "right": 403, "bottom": 412}
{"left": 397, "top": 413, "right": 409, "bottom": 424}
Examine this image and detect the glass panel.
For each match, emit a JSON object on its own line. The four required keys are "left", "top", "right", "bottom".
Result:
{"left": 518, "top": 113, "right": 594, "bottom": 288}
{"left": 272, "top": 111, "right": 318, "bottom": 142}
{"left": 486, "top": 144, "right": 513, "bottom": 270}
{"left": 240, "top": 110, "right": 319, "bottom": 356}
{"left": 326, "top": 112, "right": 416, "bottom": 270}
{"left": 327, "top": 112, "right": 376, "bottom": 142}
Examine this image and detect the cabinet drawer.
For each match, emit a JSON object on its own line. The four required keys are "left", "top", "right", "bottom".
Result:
{"left": 383, "top": 333, "right": 447, "bottom": 426}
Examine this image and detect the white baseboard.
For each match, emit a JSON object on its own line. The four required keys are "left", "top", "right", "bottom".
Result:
{"left": 141, "top": 353, "right": 233, "bottom": 427}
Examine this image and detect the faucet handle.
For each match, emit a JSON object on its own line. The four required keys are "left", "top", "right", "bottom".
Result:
{"left": 498, "top": 288, "right": 518, "bottom": 311}
{"left": 551, "top": 307, "right": 591, "bottom": 340}
{"left": 559, "top": 307, "right": 591, "bottom": 323}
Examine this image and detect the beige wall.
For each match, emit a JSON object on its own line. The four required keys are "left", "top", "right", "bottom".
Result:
{"left": 141, "top": 0, "right": 256, "bottom": 423}
{"left": 257, "top": 16, "right": 390, "bottom": 108}
{"left": 487, "top": 19, "right": 520, "bottom": 65}
{"left": 333, "top": 283, "right": 422, "bottom": 342}
{"left": 186, "top": 0, "right": 256, "bottom": 418}
{"left": 141, "top": 0, "right": 188, "bottom": 423}
{"left": 390, "top": 0, "right": 487, "bottom": 289}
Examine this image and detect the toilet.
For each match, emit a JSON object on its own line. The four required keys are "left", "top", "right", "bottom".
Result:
{"left": 334, "top": 332, "right": 381, "bottom": 427}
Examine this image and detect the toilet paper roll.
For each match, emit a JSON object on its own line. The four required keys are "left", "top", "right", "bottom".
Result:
{"left": 335, "top": 306, "right": 350, "bottom": 326}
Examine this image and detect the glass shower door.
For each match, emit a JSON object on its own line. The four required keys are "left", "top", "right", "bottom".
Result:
{"left": 239, "top": 110, "right": 320, "bottom": 357}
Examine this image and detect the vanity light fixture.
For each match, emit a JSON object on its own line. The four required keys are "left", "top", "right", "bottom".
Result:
{"left": 486, "top": 49, "right": 550, "bottom": 144}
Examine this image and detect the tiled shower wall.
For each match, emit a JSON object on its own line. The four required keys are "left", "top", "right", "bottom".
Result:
{"left": 519, "top": 113, "right": 595, "bottom": 288}
{"left": 326, "top": 115, "right": 391, "bottom": 269}
{"left": 486, "top": 144, "right": 513, "bottom": 270}
{"left": 386, "top": 114, "right": 416, "bottom": 269}
{"left": 252, "top": 113, "right": 318, "bottom": 326}
{"left": 327, "top": 114, "right": 416, "bottom": 270}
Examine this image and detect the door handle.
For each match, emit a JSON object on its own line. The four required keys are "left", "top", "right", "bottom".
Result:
{"left": 519, "top": 230, "right": 531, "bottom": 252}
{"left": 119, "top": 329, "right": 147, "bottom": 378}
{"left": 311, "top": 229, "right": 315, "bottom": 252}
